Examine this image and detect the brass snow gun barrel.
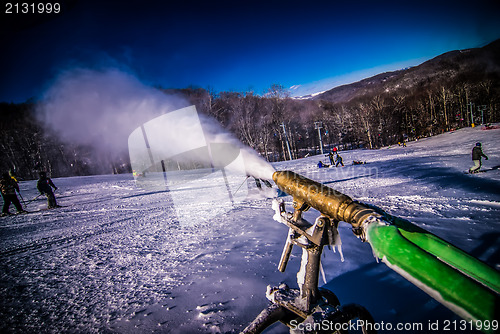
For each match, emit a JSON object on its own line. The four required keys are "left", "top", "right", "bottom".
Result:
{"left": 272, "top": 170, "right": 378, "bottom": 236}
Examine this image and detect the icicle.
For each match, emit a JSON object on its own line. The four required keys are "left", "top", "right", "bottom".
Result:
{"left": 320, "top": 261, "right": 327, "bottom": 284}
{"left": 338, "top": 244, "right": 345, "bottom": 262}
{"left": 328, "top": 221, "right": 344, "bottom": 262}
{"left": 372, "top": 248, "right": 380, "bottom": 263}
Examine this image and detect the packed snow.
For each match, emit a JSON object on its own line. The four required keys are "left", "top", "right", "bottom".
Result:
{"left": 1, "top": 126, "right": 499, "bottom": 334}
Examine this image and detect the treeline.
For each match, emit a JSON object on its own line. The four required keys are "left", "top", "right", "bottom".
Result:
{"left": 180, "top": 75, "right": 500, "bottom": 159}
{"left": 0, "top": 101, "right": 130, "bottom": 179}
{"left": 2, "top": 68, "right": 500, "bottom": 180}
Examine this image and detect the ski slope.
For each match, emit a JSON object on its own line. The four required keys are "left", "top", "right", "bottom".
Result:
{"left": 0, "top": 125, "right": 499, "bottom": 333}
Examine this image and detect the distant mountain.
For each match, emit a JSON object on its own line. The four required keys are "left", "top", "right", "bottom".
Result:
{"left": 309, "top": 39, "right": 500, "bottom": 103}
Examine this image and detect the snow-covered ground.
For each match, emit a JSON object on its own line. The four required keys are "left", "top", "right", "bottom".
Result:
{"left": 1, "top": 126, "right": 499, "bottom": 334}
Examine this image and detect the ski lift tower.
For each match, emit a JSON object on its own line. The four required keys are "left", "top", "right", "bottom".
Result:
{"left": 478, "top": 105, "right": 488, "bottom": 125}
{"left": 314, "top": 121, "right": 324, "bottom": 155}
{"left": 468, "top": 102, "right": 475, "bottom": 127}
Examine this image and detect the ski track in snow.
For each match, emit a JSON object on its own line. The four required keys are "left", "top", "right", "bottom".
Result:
{"left": 0, "top": 126, "right": 499, "bottom": 333}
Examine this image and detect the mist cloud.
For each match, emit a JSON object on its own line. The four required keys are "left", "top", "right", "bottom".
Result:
{"left": 38, "top": 68, "right": 275, "bottom": 180}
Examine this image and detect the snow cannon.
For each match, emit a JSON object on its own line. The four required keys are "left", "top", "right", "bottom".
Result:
{"left": 254, "top": 170, "right": 500, "bottom": 334}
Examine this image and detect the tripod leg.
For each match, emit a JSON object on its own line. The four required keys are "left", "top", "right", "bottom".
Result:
{"left": 240, "top": 303, "right": 291, "bottom": 334}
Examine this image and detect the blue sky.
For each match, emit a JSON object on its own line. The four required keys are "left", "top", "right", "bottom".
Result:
{"left": 1, "top": 0, "right": 500, "bottom": 102}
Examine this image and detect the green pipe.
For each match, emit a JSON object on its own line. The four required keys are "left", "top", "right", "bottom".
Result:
{"left": 389, "top": 216, "right": 500, "bottom": 294}
{"left": 366, "top": 222, "right": 499, "bottom": 334}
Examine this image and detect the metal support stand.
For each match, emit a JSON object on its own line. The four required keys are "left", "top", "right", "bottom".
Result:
{"left": 242, "top": 199, "right": 376, "bottom": 334}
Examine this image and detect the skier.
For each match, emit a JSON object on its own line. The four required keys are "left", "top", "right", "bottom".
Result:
{"left": 335, "top": 153, "right": 344, "bottom": 167}
{"left": 469, "top": 142, "right": 488, "bottom": 173}
{"left": 327, "top": 151, "right": 335, "bottom": 165}
{"left": 37, "top": 172, "right": 59, "bottom": 209}
{"left": 0, "top": 172, "right": 26, "bottom": 215}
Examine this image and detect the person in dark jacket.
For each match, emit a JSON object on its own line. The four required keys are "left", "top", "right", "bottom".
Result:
{"left": 469, "top": 142, "right": 488, "bottom": 173}
{"left": 0, "top": 172, "right": 26, "bottom": 215}
{"left": 37, "top": 172, "right": 59, "bottom": 209}
{"left": 335, "top": 153, "right": 344, "bottom": 167}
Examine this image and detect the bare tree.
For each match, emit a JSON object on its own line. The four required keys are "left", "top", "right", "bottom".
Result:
{"left": 356, "top": 102, "right": 375, "bottom": 149}
{"left": 440, "top": 86, "right": 451, "bottom": 130}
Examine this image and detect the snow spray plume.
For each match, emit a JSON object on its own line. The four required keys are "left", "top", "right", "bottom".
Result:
{"left": 183, "top": 110, "right": 275, "bottom": 180}
{"left": 127, "top": 104, "right": 275, "bottom": 181}
{"left": 128, "top": 104, "right": 276, "bottom": 225}
{"left": 38, "top": 68, "right": 274, "bottom": 180}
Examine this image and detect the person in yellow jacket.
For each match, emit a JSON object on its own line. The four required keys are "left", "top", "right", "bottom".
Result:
{"left": 0, "top": 172, "right": 26, "bottom": 215}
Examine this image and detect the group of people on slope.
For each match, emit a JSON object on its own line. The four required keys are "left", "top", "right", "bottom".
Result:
{"left": 317, "top": 142, "right": 489, "bottom": 173}
{"left": 318, "top": 147, "right": 344, "bottom": 168}
{"left": 0, "top": 171, "right": 59, "bottom": 216}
